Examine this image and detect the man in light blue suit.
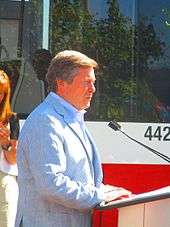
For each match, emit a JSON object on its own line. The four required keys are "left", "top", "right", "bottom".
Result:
{"left": 15, "top": 50, "right": 131, "bottom": 227}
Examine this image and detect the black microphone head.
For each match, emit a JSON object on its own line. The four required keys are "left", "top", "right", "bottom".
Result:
{"left": 108, "top": 120, "right": 121, "bottom": 131}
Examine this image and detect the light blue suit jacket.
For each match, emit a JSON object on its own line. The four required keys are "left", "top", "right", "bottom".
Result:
{"left": 15, "top": 93, "right": 105, "bottom": 227}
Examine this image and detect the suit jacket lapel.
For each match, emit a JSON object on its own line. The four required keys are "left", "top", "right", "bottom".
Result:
{"left": 85, "top": 127, "right": 103, "bottom": 187}
{"left": 64, "top": 115, "right": 85, "bottom": 145}
{"left": 64, "top": 118, "right": 95, "bottom": 181}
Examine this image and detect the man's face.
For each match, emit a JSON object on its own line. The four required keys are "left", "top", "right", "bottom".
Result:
{"left": 58, "top": 67, "right": 96, "bottom": 110}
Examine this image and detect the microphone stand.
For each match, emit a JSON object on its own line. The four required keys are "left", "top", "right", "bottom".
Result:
{"left": 108, "top": 121, "right": 170, "bottom": 163}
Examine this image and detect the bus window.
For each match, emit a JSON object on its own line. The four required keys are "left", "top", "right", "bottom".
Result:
{"left": 137, "top": 0, "right": 170, "bottom": 123}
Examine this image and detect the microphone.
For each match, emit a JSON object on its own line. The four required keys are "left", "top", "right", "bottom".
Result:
{"left": 108, "top": 120, "right": 121, "bottom": 131}
{"left": 108, "top": 120, "right": 170, "bottom": 163}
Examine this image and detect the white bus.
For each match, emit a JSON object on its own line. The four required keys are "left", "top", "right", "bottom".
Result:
{"left": 1, "top": 1, "right": 170, "bottom": 226}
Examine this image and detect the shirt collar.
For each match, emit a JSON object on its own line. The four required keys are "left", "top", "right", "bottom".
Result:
{"left": 50, "top": 92, "right": 86, "bottom": 123}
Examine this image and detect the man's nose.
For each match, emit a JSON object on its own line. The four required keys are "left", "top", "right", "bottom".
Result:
{"left": 89, "top": 83, "right": 96, "bottom": 93}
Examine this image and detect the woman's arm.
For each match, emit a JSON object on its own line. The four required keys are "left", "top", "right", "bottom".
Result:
{"left": 3, "top": 139, "right": 17, "bottom": 165}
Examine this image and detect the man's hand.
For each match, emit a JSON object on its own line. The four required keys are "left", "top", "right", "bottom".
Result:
{"left": 101, "top": 184, "right": 132, "bottom": 202}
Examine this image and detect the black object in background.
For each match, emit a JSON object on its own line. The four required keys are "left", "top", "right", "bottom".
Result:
{"left": 10, "top": 114, "right": 20, "bottom": 140}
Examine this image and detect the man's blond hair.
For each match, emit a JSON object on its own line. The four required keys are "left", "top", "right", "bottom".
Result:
{"left": 46, "top": 50, "right": 98, "bottom": 92}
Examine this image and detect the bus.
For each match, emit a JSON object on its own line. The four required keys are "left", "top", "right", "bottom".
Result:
{"left": 1, "top": 1, "right": 170, "bottom": 226}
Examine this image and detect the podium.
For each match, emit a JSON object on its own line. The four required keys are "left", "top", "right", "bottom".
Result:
{"left": 96, "top": 186, "right": 170, "bottom": 227}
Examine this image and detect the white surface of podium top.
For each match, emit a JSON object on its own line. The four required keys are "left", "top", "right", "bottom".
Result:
{"left": 96, "top": 186, "right": 170, "bottom": 210}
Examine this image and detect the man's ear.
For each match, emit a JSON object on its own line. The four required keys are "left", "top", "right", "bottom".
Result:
{"left": 57, "top": 80, "right": 64, "bottom": 86}
{"left": 57, "top": 79, "right": 65, "bottom": 87}
{"left": 56, "top": 79, "right": 65, "bottom": 93}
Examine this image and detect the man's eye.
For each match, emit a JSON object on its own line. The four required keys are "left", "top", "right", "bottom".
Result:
{"left": 83, "top": 81, "right": 89, "bottom": 86}
{"left": 84, "top": 81, "right": 95, "bottom": 85}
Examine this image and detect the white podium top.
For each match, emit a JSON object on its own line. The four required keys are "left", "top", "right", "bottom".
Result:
{"left": 96, "top": 186, "right": 170, "bottom": 210}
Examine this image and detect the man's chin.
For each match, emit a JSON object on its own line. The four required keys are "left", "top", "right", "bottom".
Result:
{"left": 84, "top": 103, "right": 90, "bottom": 110}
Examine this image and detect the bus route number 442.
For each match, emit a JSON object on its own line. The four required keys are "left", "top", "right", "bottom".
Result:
{"left": 144, "top": 126, "right": 170, "bottom": 141}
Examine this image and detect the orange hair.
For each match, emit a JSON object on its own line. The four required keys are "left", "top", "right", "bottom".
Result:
{"left": 0, "top": 70, "right": 13, "bottom": 122}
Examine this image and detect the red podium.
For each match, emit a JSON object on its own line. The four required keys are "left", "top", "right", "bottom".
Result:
{"left": 96, "top": 186, "right": 170, "bottom": 227}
